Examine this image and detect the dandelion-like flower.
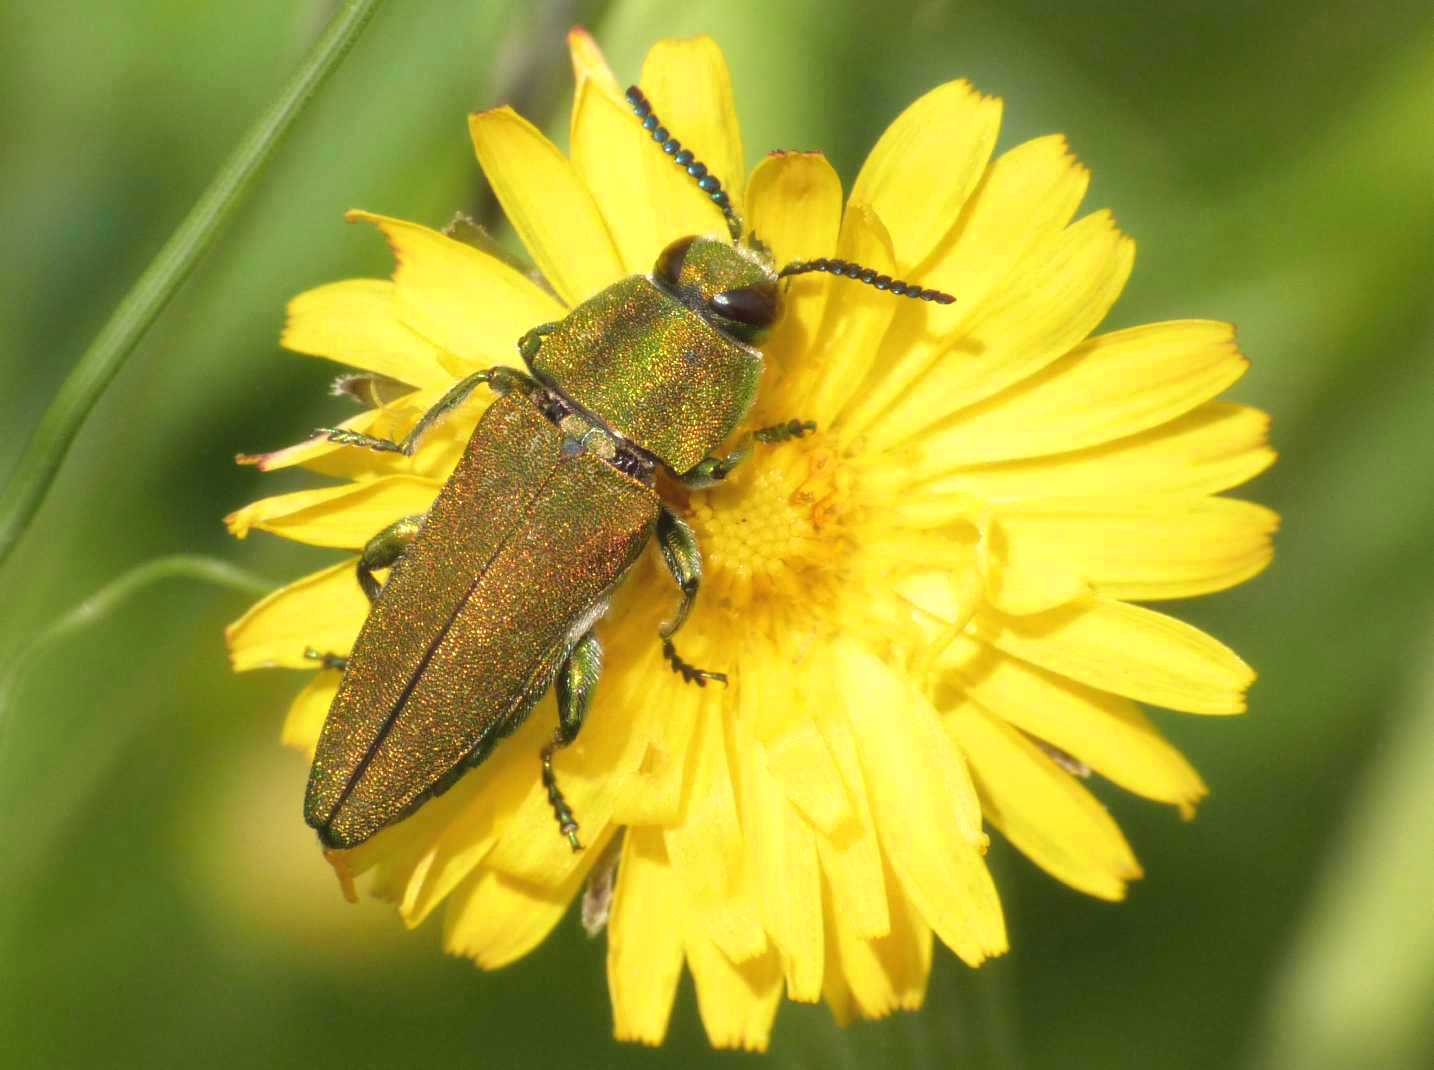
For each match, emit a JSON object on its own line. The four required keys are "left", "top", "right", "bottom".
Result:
{"left": 225, "top": 31, "right": 1275, "bottom": 1050}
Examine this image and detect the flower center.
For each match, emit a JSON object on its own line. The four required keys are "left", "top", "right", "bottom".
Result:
{"left": 688, "top": 437, "right": 853, "bottom": 619}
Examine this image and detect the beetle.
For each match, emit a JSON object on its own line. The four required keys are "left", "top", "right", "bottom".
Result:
{"left": 301, "top": 86, "right": 955, "bottom": 852}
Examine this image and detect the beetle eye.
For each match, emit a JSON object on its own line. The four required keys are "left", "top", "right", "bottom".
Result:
{"left": 654, "top": 236, "right": 697, "bottom": 289}
{"left": 710, "top": 283, "right": 781, "bottom": 329}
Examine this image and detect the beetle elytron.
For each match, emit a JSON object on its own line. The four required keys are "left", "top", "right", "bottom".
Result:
{"left": 302, "top": 86, "right": 954, "bottom": 851}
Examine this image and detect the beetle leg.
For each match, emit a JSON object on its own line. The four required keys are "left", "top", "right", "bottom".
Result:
{"left": 518, "top": 321, "right": 560, "bottom": 363}
{"left": 316, "top": 365, "right": 538, "bottom": 455}
{"left": 356, "top": 513, "right": 426, "bottom": 602}
{"left": 679, "top": 442, "right": 753, "bottom": 488}
{"left": 753, "top": 418, "right": 817, "bottom": 444}
{"left": 676, "top": 419, "right": 816, "bottom": 488}
{"left": 543, "top": 631, "right": 602, "bottom": 851}
{"left": 655, "top": 508, "right": 727, "bottom": 686}
{"left": 303, "top": 648, "right": 348, "bottom": 672}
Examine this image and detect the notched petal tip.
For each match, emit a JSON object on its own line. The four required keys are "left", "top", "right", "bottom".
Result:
{"left": 1078, "top": 207, "right": 1133, "bottom": 250}
{"left": 223, "top": 509, "right": 250, "bottom": 539}
{"left": 344, "top": 209, "right": 407, "bottom": 268}
{"left": 468, "top": 103, "right": 518, "bottom": 123}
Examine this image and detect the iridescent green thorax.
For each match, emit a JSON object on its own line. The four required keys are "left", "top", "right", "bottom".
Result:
{"left": 528, "top": 274, "right": 762, "bottom": 474}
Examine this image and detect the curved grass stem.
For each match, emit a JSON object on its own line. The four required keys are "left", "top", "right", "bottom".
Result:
{"left": 0, "top": 0, "right": 386, "bottom": 568}
{"left": 0, "top": 554, "right": 275, "bottom": 719}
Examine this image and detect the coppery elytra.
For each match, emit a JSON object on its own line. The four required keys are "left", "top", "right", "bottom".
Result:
{"left": 295, "top": 81, "right": 957, "bottom": 855}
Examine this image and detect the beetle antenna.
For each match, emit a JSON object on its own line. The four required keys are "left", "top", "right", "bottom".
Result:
{"left": 777, "top": 258, "right": 956, "bottom": 305}
{"left": 625, "top": 86, "right": 743, "bottom": 242}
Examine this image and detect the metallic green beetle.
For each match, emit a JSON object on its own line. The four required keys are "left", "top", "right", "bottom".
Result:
{"left": 301, "top": 86, "right": 954, "bottom": 851}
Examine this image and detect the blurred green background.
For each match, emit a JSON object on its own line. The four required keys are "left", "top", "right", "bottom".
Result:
{"left": 4, "top": 1, "right": 1433, "bottom": 1067}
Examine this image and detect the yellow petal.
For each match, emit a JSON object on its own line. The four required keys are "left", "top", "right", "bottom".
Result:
{"left": 995, "top": 496, "right": 1278, "bottom": 603}
{"left": 945, "top": 635, "right": 1207, "bottom": 812}
{"left": 468, "top": 108, "right": 624, "bottom": 307}
{"left": 640, "top": 36, "right": 744, "bottom": 232}
{"left": 481, "top": 669, "right": 656, "bottom": 887}
{"left": 821, "top": 917, "right": 855, "bottom": 1027}
{"left": 839, "top": 643, "right": 1006, "bottom": 964}
{"left": 664, "top": 694, "right": 766, "bottom": 962}
{"left": 916, "top": 320, "right": 1251, "bottom": 466}
{"left": 562, "top": 27, "right": 642, "bottom": 268}
{"left": 224, "top": 475, "right": 439, "bottom": 548}
{"left": 981, "top": 512, "right": 1092, "bottom": 615}
{"left": 738, "top": 654, "right": 845, "bottom": 819}
{"left": 949, "top": 704, "right": 1142, "bottom": 900}
{"left": 866, "top": 210, "right": 1135, "bottom": 449}
{"left": 347, "top": 210, "right": 562, "bottom": 365}
{"left": 225, "top": 561, "right": 365, "bottom": 670}
{"left": 840, "top": 134, "right": 1089, "bottom": 437}
{"left": 391, "top": 711, "right": 557, "bottom": 926}
{"left": 737, "top": 718, "right": 824, "bottom": 1001}
{"left": 398, "top": 816, "right": 499, "bottom": 928}
{"left": 608, "top": 828, "right": 685, "bottom": 1046}
{"left": 238, "top": 385, "right": 473, "bottom": 483}
{"left": 811, "top": 695, "right": 891, "bottom": 941}
{"left": 974, "top": 597, "right": 1255, "bottom": 714}
{"left": 745, "top": 151, "right": 842, "bottom": 409}
{"left": 802, "top": 205, "right": 899, "bottom": 428}
{"left": 570, "top": 72, "right": 658, "bottom": 274}
{"left": 281, "top": 279, "right": 451, "bottom": 388}
{"left": 850, "top": 80, "right": 1002, "bottom": 271}
{"left": 281, "top": 670, "right": 338, "bottom": 754}
{"left": 236, "top": 400, "right": 390, "bottom": 474}
{"left": 919, "top": 402, "right": 1275, "bottom": 500}
{"left": 566, "top": 25, "right": 621, "bottom": 99}
{"left": 442, "top": 826, "right": 610, "bottom": 969}
{"left": 685, "top": 935, "right": 783, "bottom": 1052}
{"left": 920, "top": 134, "right": 1091, "bottom": 306}
{"left": 762, "top": 716, "right": 851, "bottom": 835}
{"left": 746, "top": 151, "right": 843, "bottom": 272}
{"left": 307, "top": 389, "right": 482, "bottom": 485}
{"left": 339, "top": 760, "right": 503, "bottom": 896}
{"left": 607, "top": 642, "right": 701, "bottom": 826}
{"left": 826, "top": 868, "right": 933, "bottom": 1019}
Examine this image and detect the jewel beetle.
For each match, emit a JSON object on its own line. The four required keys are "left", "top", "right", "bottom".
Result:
{"left": 301, "top": 85, "right": 955, "bottom": 852}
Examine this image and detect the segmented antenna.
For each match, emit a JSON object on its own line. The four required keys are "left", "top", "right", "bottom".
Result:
{"left": 623, "top": 85, "right": 956, "bottom": 307}
{"left": 778, "top": 259, "right": 957, "bottom": 305}
{"left": 625, "top": 86, "right": 743, "bottom": 241}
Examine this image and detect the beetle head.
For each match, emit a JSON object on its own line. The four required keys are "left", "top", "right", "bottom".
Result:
{"left": 653, "top": 235, "right": 782, "bottom": 345}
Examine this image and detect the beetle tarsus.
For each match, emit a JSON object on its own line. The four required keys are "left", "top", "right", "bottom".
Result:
{"left": 317, "top": 427, "right": 407, "bottom": 454}
{"left": 662, "top": 638, "right": 728, "bottom": 688}
{"left": 541, "top": 740, "right": 583, "bottom": 852}
{"left": 314, "top": 367, "right": 541, "bottom": 461}
{"left": 754, "top": 419, "right": 816, "bottom": 443}
{"left": 304, "top": 647, "right": 348, "bottom": 672}
{"left": 679, "top": 418, "right": 814, "bottom": 488}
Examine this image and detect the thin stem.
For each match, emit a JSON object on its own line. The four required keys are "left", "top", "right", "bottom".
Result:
{"left": 0, "top": 0, "right": 386, "bottom": 568}
{"left": 0, "top": 554, "right": 275, "bottom": 718}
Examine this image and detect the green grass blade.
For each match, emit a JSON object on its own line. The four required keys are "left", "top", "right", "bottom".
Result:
{"left": 0, "top": 0, "right": 386, "bottom": 568}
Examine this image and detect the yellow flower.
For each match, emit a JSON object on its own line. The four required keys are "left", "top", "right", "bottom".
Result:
{"left": 225, "top": 30, "right": 1275, "bottom": 1050}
